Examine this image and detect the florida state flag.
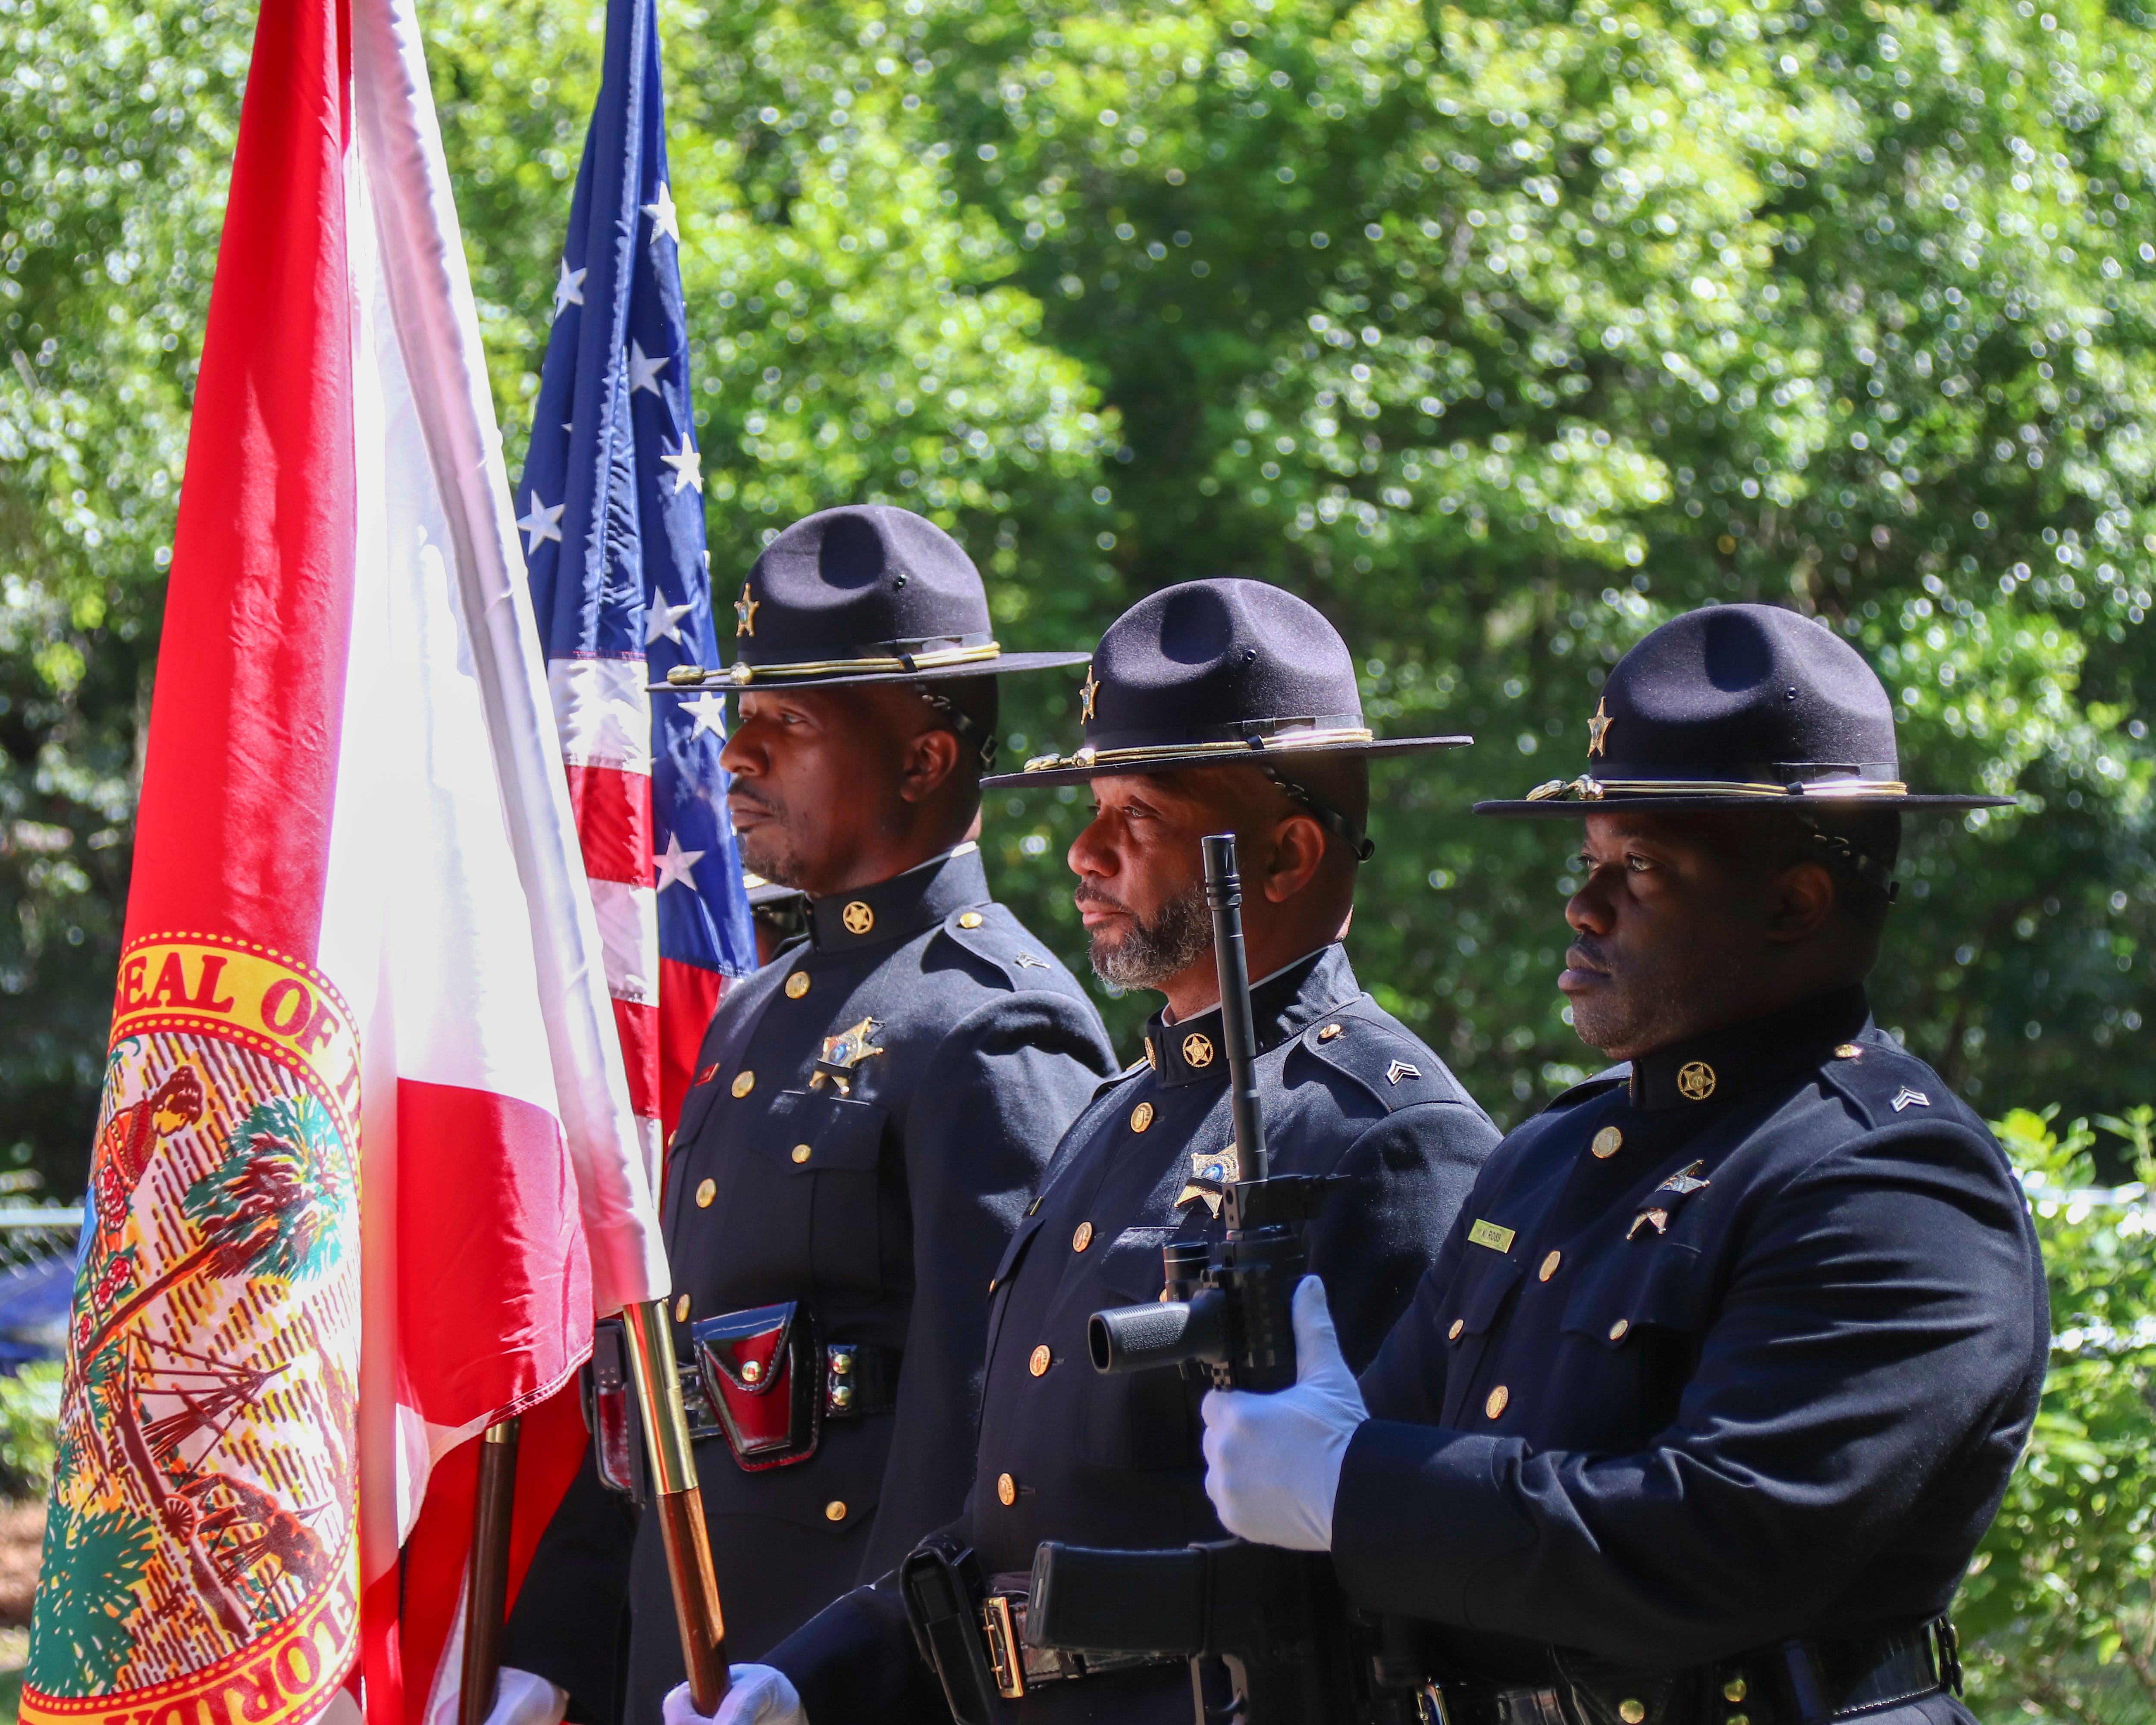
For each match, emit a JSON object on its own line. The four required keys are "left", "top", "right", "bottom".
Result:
{"left": 23, "top": 0, "right": 666, "bottom": 1719}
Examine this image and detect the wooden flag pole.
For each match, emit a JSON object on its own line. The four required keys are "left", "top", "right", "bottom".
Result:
{"left": 621, "top": 1299, "right": 730, "bottom": 1712}
{"left": 458, "top": 1416, "right": 523, "bottom": 1725}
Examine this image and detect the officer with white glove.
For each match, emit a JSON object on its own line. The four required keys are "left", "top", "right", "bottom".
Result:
{"left": 658, "top": 1669, "right": 804, "bottom": 1725}
{"left": 1200, "top": 1276, "right": 1369, "bottom": 1553}
{"left": 478, "top": 1668, "right": 570, "bottom": 1725}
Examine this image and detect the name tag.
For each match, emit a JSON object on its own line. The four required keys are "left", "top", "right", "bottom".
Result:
{"left": 1467, "top": 1219, "right": 1516, "bottom": 1254}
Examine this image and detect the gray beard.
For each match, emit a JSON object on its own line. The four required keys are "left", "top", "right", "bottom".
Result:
{"left": 1089, "top": 885, "right": 1211, "bottom": 991}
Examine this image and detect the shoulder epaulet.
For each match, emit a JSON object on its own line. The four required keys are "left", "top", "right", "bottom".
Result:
{"left": 1291, "top": 998, "right": 1469, "bottom": 1113}
{"left": 1088, "top": 1057, "right": 1152, "bottom": 1101}
{"left": 1541, "top": 1063, "right": 1631, "bottom": 1113}
{"left": 936, "top": 903, "right": 1083, "bottom": 993}
{"left": 1818, "top": 1036, "right": 1974, "bottom": 1131}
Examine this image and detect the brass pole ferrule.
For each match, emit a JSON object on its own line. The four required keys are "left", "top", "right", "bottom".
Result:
{"left": 620, "top": 1297, "right": 699, "bottom": 1496}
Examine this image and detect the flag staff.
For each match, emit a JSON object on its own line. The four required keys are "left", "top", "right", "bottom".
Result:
{"left": 458, "top": 1417, "right": 523, "bottom": 1725}
{"left": 621, "top": 1299, "right": 730, "bottom": 1709}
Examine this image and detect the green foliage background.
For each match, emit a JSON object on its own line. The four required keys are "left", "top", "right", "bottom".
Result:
{"left": 7, "top": 0, "right": 2156, "bottom": 1709}
{"left": 11, "top": 0, "right": 2156, "bottom": 1157}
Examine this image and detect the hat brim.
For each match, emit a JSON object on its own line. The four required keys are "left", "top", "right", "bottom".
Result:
{"left": 1474, "top": 791, "right": 2017, "bottom": 817}
{"left": 983, "top": 734, "right": 1472, "bottom": 791}
{"left": 652, "top": 649, "right": 1092, "bottom": 696}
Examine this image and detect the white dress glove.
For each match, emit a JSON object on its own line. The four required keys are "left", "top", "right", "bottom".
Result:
{"left": 661, "top": 1669, "right": 807, "bottom": 1725}
{"left": 479, "top": 1670, "right": 567, "bottom": 1725}
{"left": 1201, "top": 1275, "right": 1369, "bottom": 1551}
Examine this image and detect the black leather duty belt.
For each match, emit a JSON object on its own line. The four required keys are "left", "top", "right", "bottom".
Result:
{"left": 977, "top": 1581, "right": 1181, "bottom": 1700}
{"left": 679, "top": 1340, "right": 900, "bottom": 1443}
{"left": 1432, "top": 1621, "right": 1960, "bottom": 1725}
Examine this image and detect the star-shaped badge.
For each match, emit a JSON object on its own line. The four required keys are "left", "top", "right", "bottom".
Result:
{"left": 1655, "top": 1160, "right": 1711, "bottom": 1196}
{"left": 1176, "top": 1142, "right": 1242, "bottom": 1216}
{"left": 811, "top": 1017, "right": 886, "bottom": 1096}
{"left": 735, "top": 582, "right": 760, "bottom": 638}
{"left": 1587, "top": 696, "right": 1613, "bottom": 759}
{"left": 1080, "top": 666, "right": 1100, "bottom": 724}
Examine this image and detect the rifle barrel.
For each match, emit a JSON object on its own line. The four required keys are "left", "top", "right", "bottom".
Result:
{"left": 1202, "top": 833, "right": 1268, "bottom": 1184}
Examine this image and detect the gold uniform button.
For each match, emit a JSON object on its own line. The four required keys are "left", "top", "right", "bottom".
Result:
{"left": 1609, "top": 1318, "right": 1630, "bottom": 1342}
{"left": 997, "top": 1472, "right": 1017, "bottom": 1506}
{"left": 1591, "top": 1126, "right": 1623, "bottom": 1159}
{"left": 1131, "top": 1102, "right": 1155, "bottom": 1133}
{"left": 1539, "top": 1250, "right": 1562, "bottom": 1282}
{"left": 1485, "top": 1385, "right": 1509, "bottom": 1419}
{"left": 842, "top": 900, "right": 874, "bottom": 935}
{"left": 958, "top": 911, "right": 985, "bottom": 929}
{"left": 674, "top": 1295, "right": 690, "bottom": 1322}
{"left": 695, "top": 1178, "right": 716, "bottom": 1208}
{"left": 1072, "top": 1221, "right": 1094, "bottom": 1252}
{"left": 824, "top": 1499, "right": 848, "bottom": 1522}
{"left": 731, "top": 1070, "right": 755, "bottom": 1098}
{"left": 1620, "top": 1703, "right": 1646, "bottom": 1725}
{"left": 1834, "top": 1043, "right": 1861, "bottom": 1059}
{"left": 1728, "top": 1715, "right": 1749, "bottom": 1725}
{"left": 1317, "top": 1022, "right": 1344, "bottom": 1041}
{"left": 791, "top": 1144, "right": 812, "bottom": 1164}
{"left": 1029, "top": 1345, "right": 1052, "bottom": 1377}
{"left": 1723, "top": 1681, "right": 1748, "bottom": 1705}
{"left": 785, "top": 972, "right": 810, "bottom": 999}
{"left": 1447, "top": 1319, "right": 1464, "bottom": 1342}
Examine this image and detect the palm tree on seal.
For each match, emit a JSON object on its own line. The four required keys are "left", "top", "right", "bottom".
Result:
{"left": 78, "top": 1094, "right": 348, "bottom": 1363}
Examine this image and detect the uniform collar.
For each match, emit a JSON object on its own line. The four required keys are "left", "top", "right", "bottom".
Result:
{"left": 806, "top": 842, "right": 988, "bottom": 954}
{"left": 1625, "top": 982, "right": 1871, "bottom": 1112}
{"left": 1141, "top": 943, "right": 1354, "bottom": 1087}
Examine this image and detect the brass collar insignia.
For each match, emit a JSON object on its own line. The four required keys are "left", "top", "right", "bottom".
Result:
{"left": 1181, "top": 1032, "right": 1216, "bottom": 1068}
{"left": 1676, "top": 1061, "right": 1717, "bottom": 1102}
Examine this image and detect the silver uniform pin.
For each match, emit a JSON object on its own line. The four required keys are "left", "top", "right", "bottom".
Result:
{"left": 1656, "top": 1160, "right": 1711, "bottom": 1196}
{"left": 1386, "top": 1060, "right": 1421, "bottom": 1085}
{"left": 1891, "top": 1087, "right": 1931, "bottom": 1112}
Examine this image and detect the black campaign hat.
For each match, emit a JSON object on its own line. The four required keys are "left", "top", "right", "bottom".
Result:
{"left": 983, "top": 580, "right": 1469, "bottom": 852}
{"left": 1476, "top": 603, "right": 2012, "bottom": 817}
{"left": 660, "top": 504, "right": 1088, "bottom": 693}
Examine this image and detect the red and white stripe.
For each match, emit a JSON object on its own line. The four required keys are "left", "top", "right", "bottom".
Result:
{"left": 550, "top": 657, "right": 663, "bottom": 1171}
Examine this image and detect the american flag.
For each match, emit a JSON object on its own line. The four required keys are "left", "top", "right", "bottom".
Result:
{"left": 516, "top": 0, "right": 755, "bottom": 1165}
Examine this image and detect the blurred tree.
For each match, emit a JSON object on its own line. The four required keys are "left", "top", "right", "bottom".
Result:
{"left": 1965, "top": 1106, "right": 2156, "bottom": 1725}
{"left": 6, "top": 0, "right": 2156, "bottom": 1183}
{"left": 0, "top": 0, "right": 248, "bottom": 1195}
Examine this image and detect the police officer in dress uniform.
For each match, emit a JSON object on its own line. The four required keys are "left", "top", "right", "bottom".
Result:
{"left": 496, "top": 505, "right": 1120, "bottom": 1725}
{"left": 1201, "top": 604, "right": 2049, "bottom": 1725}
{"left": 682, "top": 579, "right": 1507, "bottom": 1725}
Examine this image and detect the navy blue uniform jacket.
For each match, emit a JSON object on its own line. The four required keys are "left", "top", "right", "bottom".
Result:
{"left": 505, "top": 847, "right": 1118, "bottom": 1723}
{"left": 765, "top": 944, "right": 1502, "bottom": 1724}
{"left": 1339, "top": 984, "right": 2047, "bottom": 1704}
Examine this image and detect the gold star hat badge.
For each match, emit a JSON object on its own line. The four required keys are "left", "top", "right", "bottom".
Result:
{"left": 734, "top": 581, "right": 760, "bottom": 637}
{"left": 1079, "top": 665, "right": 1100, "bottom": 724}
{"left": 1586, "top": 696, "right": 1612, "bottom": 759}
{"left": 811, "top": 1017, "right": 886, "bottom": 1095}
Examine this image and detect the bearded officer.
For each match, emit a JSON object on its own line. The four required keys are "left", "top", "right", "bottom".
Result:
{"left": 679, "top": 578, "right": 1506, "bottom": 1725}
{"left": 498, "top": 505, "right": 1119, "bottom": 1725}
{"left": 1202, "top": 604, "right": 2049, "bottom": 1725}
